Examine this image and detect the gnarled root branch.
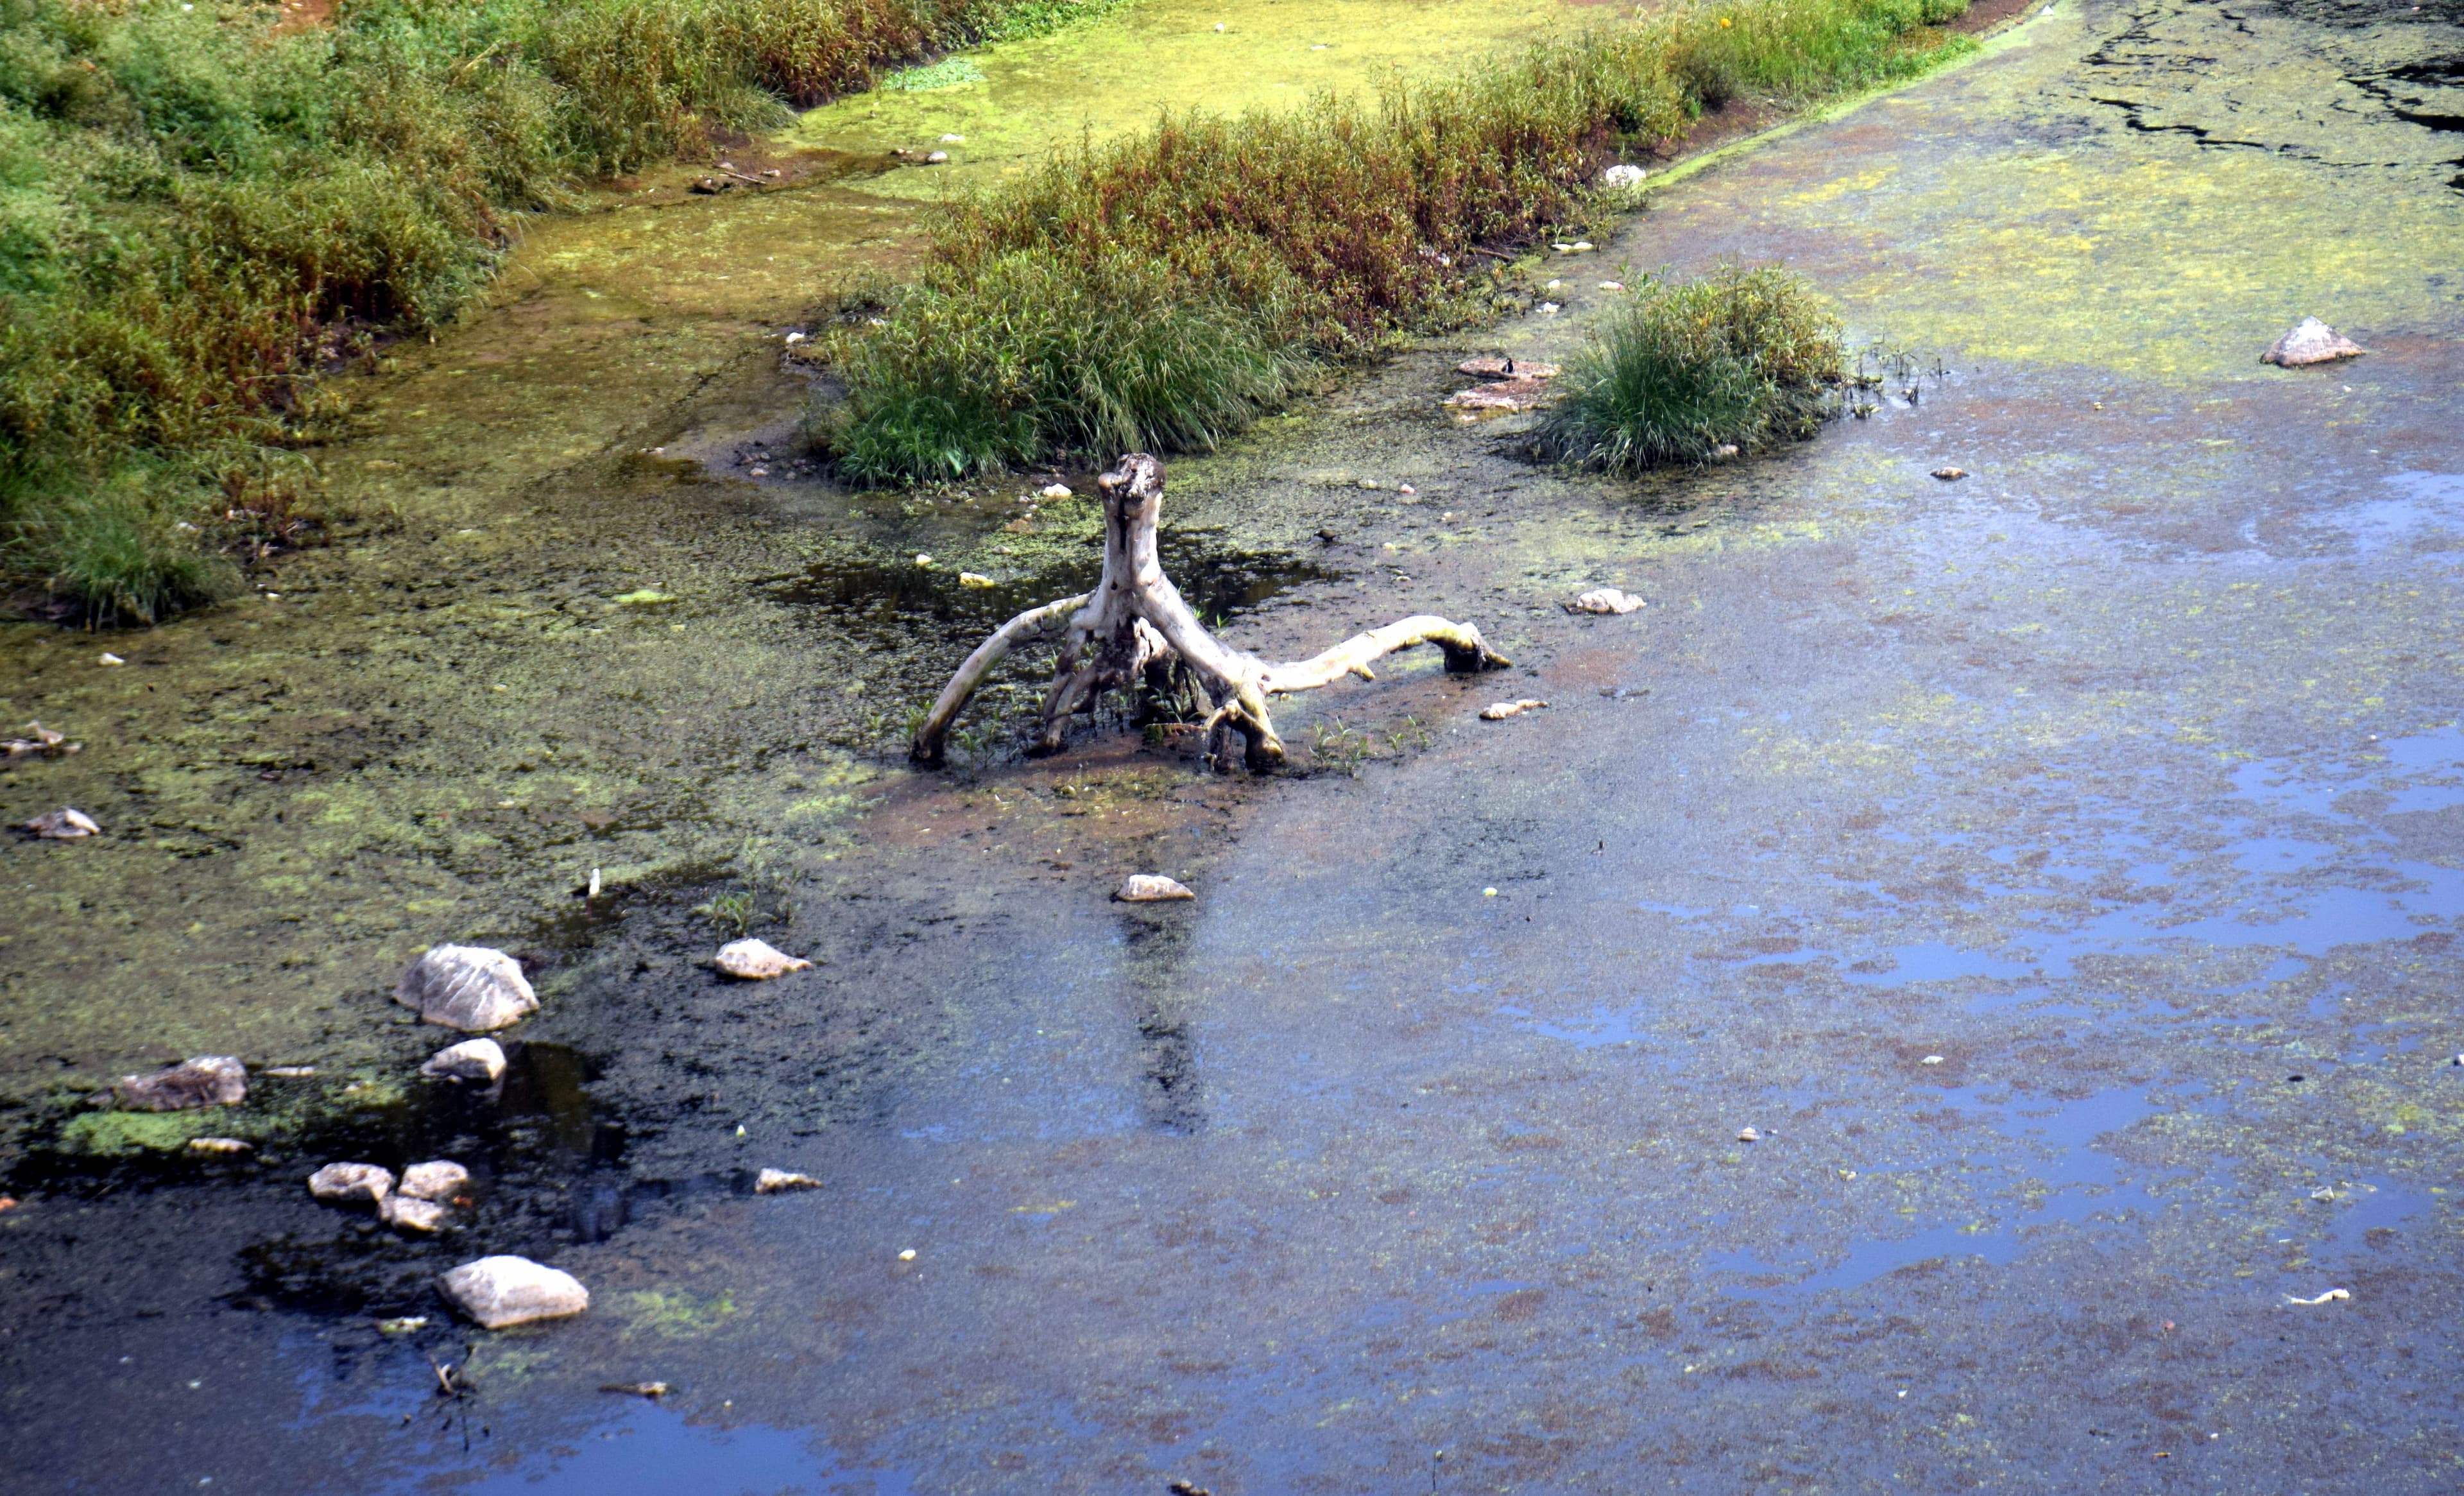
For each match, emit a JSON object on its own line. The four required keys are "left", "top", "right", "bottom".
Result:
{"left": 909, "top": 454, "right": 1510, "bottom": 772}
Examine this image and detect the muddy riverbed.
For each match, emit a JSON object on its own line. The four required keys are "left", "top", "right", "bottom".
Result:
{"left": 6, "top": 0, "right": 2464, "bottom": 1490}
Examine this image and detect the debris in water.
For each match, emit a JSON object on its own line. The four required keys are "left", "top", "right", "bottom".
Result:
{"left": 714, "top": 938, "right": 814, "bottom": 979}
{"left": 898, "top": 1248, "right": 918, "bottom": 1261}
{"left": 603, "top": 1382, "right": 671, "bottom": 1398}
{"left": 914, "top": 553, "right": 934, "bottom": 567}
{"left": 1931, "top": 468, "right": 1968, "bottom": 481}
{"left": 756, "top": 1169, "right": 823, "bottom": 1193}
{"left": 1551, "top": 241, "right": 1596, "bottom": 253}
{"left": 1483, "top": 887, "right": 1498, "bottom": 897}
{"left": 1921, "top": 1054, "right": 1945, "bottom": 1065}
{"left": 187, "top": 1137, "right": 251, "bottom": 1155}
{"left": 400, "top": 1161, "right": 471, "bottom": 1201}
{"left": 264, "top": 1065, "right": 316, "bottom": 1078}
{"left": 1479, "top": 699, "right": 1549, "bottom": 720}
{"left": 379, "top": 1194, "right": 450, "bottom": 1233}
{"left": 422, "top": 1037, "right": 507, "bottom": 1084}
{"left": 98, "top": 652, "right": 124, "bottom": 666}
{"left": 24, "top": 807, "right": 101, "bottom": 839}
{"left": 1568, "top": 589, "right": 1645, "bottom": 615}
{"left": 959, "top": 571, "right": 997, "bottom": 589}
{"left": 1399, "top": 483, "right": 1417, "bottom": 494}
{"left": 395, "top": 945, "right": 539, "bottom": 1033}
{"left": 438, "top": 1256, "right": 590, "bottom": 1328}
{"left": 1598, "top": 281, "right": 1627, "bottom": 292}
{"left": 2262, "top": 318, "right": 2365, "bottom": 366}
{"left": 2282, "top": 1288, "right": 2350, "bottom": 1305}
{"left": 309, "top": 1162, "right": 395, "bottom": 1203}
{"left": 104, "top": 1056, "right": 246, "bottom": 1111}
{"left": 1737, "top": 1127, "right": 1761, "bottom": 1142}
{"left": 1116, "top": 873, "right": 1197, "bottom": 902}
{"left": 377, "top": 1317, "right": 428, "bottom": 1334}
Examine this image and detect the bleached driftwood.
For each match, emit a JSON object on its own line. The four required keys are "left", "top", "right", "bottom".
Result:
{"left": 911, "top": 453, "right": 1510, "bottom": 771}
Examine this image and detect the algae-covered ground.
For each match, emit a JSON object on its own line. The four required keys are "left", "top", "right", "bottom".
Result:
{"left": 5, "top": 0, "right": 2464, "bottom": 1489}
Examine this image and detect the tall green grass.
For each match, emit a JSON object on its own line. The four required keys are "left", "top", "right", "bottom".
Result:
{"left": 1537, "top": 264, "right": 1842, "bottom": 471}
{"left": 1, "top": 0, "right": 1091, "bottom": 623}
{"left": 831, "top": 0, "right": 1972, "bottom": 481}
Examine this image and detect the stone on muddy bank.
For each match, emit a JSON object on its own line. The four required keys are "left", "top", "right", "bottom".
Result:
{"left": 438, "top": 1255, "right": 589, "bottom": 1329}
{"left": 105, "top": 1056, "right": 246, "bottom": 1112}
{"left": 1116, "top": 874, "right": 1196, "bottom": 903}
{"left": 421, "top": 1037, "right": 507, "bottom": 1083}
{"left": 2262, "top": 318, "right": 2365, "bottom": 366}
{"left": 395, "top": 946, "right": 537, "bottom": 1032}
{"left": 1568, "top": 588, "right": 1645, "bottom": 615}
{"left": 309, "top": 1162, "right": 394, "bottom": 1204}
{"left": 400, "top": 1160, "right": 470, "bottom": 1201}
{"left": 379, "top": 1194, "right": 450, "bottom": 1233}
{"left": 1479, "top": 699, "right": 1550, "bottom": 721}
{"left": 24, "top": 807, "right": 100, "bottom": 839}
{"left": 1602, "top": 163, "right": 1647, "bottom": 189}
{"left": 714, "top": 938, "right": 812, "bottom": 979}
{"left": 755, "top": 1168, "right": 822, "bottom": 1193}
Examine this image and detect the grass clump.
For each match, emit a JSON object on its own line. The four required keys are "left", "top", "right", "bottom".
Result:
{"left": 1539, "top": 263, "right": 1842, "bottom": 472}
{"left": 1, "top": 0, "right": 1075, "bottom": 625}
{"left": 831, "top": 0, "right": 1974, "bottom": 483}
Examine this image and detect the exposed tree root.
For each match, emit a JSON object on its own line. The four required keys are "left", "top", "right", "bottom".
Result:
{"left": 912, "top": 454, "right": 1511, "bottom": 771}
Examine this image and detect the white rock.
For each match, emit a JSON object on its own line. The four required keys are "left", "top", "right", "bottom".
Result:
{"left": 1602, "top": 164, "right": 1647, "bottom": 189}
{"left": 755, "top": 1168, "right": 822, "bottom": 1193}
{"left": 1115, "top": 873, "right": 1195, "bottom": 902}
{"left": 422, "top": 1037, "right": 506, "bottom": 1083}
{"left": 98, "top": 652, "right": 125, "bottom": 666}
{"left": 395, "top": 946, "right": 537, "bottom": 1032}
{"left": 1567, "top": 588, "right": 1645, "bottom": 615}
{"left": 106, "top": 1055, "right": 248, "bottom": 1111}
{"left": 1040, "top": 483, "right": 1074, "bottom": 500}
{"left": 2263, "top": 317, "right": 2365, "bottom": 367}
{"left": 924, "top": 150, "right": 949, "bottom": 164}
{"left": 25, "top": 807, "right": 100, "bottom": 839}
{"left": 187, "top": 1137, "right": 252, "bottom": 1155}
{"left": 958, "top": 571, "right": 997, "bottom": 588}
{"left": 309, "top": 1162, "right": 394, "bottom": 1204}
{"left": 399, "top": 1160, "right": 470, "bottom": 1201}
{"left": 1479, "top": 699, "right": 1550, "bottom": 720}
{"left": 380, "top": 1194, "right": 450, "bottom": 1232}
{"left": 437, "top": 1255, "right": 589, "bottom": 1328}
{"left": 940, "top": 133, "right": 965, "bottom": 142}
{"left": 714, "top": 938, "right": 813, "bottom": 979}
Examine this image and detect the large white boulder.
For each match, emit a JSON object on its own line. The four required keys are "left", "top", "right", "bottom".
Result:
{"left": 713, "top": 938, "right": 812, "bottom": 980}
{"left": 395, "top": 947, "right": 536, "bottom": 1032}
{"left": 437, "top": 1256, "right": 589, "bottom": 1328}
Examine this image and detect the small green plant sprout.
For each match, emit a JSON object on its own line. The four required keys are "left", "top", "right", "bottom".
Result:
{"left": 694, "top": 891, "right": 758, "bottom": 937}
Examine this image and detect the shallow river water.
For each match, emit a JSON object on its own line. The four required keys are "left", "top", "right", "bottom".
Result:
{"left": 5, "top": 0, "right": 2464, "bottom": 1490}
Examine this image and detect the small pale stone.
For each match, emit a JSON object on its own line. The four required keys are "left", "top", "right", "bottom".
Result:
{"left": 1931, "top": 467, "right": 1968, "bottom": 481}
{"left": 422, "top": 1038, "right": 506, "bottom": 1083}
{"left": 755, "top": 1168, "right": 822, "bottom": 1193}
{"left": 958, "top": 572, "right": 997, "bottom": 588}
{"left": 395, "top": 946, "right": 538, "bottom": 1033}
{"left": 437, "top": 1255, "right": 589, "bottom": 1328}
{"left": 264, "top": 1065, "right": 317, "bottom": 1078}
{"left": 309, "top": 1162, "right": 394, "bottom": 1204}
{"left": 924, "top": 150, "right": 949, "bottom": 164}
{"left": 1738, "top": 1127, "right": 1761, "bottom": 1142}
{"left": 380, "top": 1194, "right": 450, "bottom": 1232}
{"left": 109, "top": 1056, "right": 246, "bottom": 1111}
{"left": 1478, "top": 699, "right": 1550, "bottom": 721}
{"left": 1116, "top": 873, "right": 1196, "bottom": 903}
{"left": 2262, "top": 317, "right": 2365, "bottom": 367}
{"left": 714, "top": 938, "right": 814, "bottom": 979}
{"left": 187, "top": 1137, "right": 252, "bottom": 1155}
{"left": 1568, "top": 588, "right": 1645, "bottom": 615}
{"left": 1602, "top": 163, "right": 1648, "bottom": 189}
{"left": 1040, "top": 483, "right": 1074, "bottom": 499}
{"left": 400, "top": 1161, "right": 471, "bottom": 1201}
{"left": 98, "top": 652, "right": 125, "bottom": 666}
{"left": 25, "top": 807, "right": 100, "bottom": 839}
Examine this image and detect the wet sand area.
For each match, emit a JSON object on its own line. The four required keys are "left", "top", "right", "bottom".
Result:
{"left": 5, "top": 0, "right": 2464, "bottom": 1490}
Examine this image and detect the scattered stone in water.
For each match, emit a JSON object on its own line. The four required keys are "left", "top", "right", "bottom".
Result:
{"left": 2262, "top": 318, "right": 2365, "bottom": 367}
{"left": 1602, "top": 164, "right": 1647, "bottom": 189}
{"left": 603, "top": 1381, "right": 671, "bottom": 1397}
{"left": 1478, "top": 699, "right": 1550, "bottom": 720}
{"left": 1567, "top": 589, "right": 1645, "bottom": 615}
{"left": 106, "top": 1056, "right": 246, "bottom": 1111}
{"left": 1040, "top": 483, "right": 1074, "bottom": 499}
{"left": 755, "top": 1168, "right": 823, "bottom": 1193}
{"left": 309, "top": 1162, "right": 394, "bottom": 1204}
{"left": 264, "top": 1065, "right": 317, "bottom": 1078}
{"left": 959, "top": 571, "right": 997, "bottom": 588}
{"left": 1456, "top": 357, "right": 1560, "bottom": 379}
{"left": 377, "top": 1316, "right": 428, "bottom": 1334}
{"left": 379, "top": 1194, "right": 450, "bottom": 1233}
{"left": 1399, "top": 484, "right": 1417, "bottom": 495}
{"left": 399, "top": 1161, "right": 471, "bottom": 1201}
{"left": 1921, "top": 1054, "right": 1946, "bottom": 1065}
{"left": 1738, "top": 1126, "right": 1761, "bottom": 1142}
{"left": 24, "top": 807, "right": 101, "bottom": 839}
{"left": 2282, "top": 1287, "right": 2351, "bottom": 1305}
{"left": 1931, "top": 467, "right": 1968, "bottom": 481}
{"left": 914, "top": 553, "right": 934, "bottom": 567}
{"left": 438, "top": 1255, "right": 590, "bottom": 1328}
{"left": 98, "top": 652, "right": 124, "bottom": 666}
{"left": 924, "top": 150, "right": 949, "bottom": 164}
{"left": 395, "top": 946, "right": 538, "bottom": 1033}
{"left": 714, "top": 938, "right": 814, "bottom": 980}
{"left": 422, "top": 1037, "right": 507, "bottom": 1083}
{"left": 1116, "top": 873, "right": 1197, "bottom": 903}
{"left": 613, "top": 589, "right": 675, "bottom": 606}
{"left": 187, "top": 1137, "right": 251, "bottom": 1155}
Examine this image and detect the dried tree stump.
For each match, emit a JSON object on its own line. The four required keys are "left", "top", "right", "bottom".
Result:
{"left": 911, "top": 454, "right": 1510, "bottom": 771}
